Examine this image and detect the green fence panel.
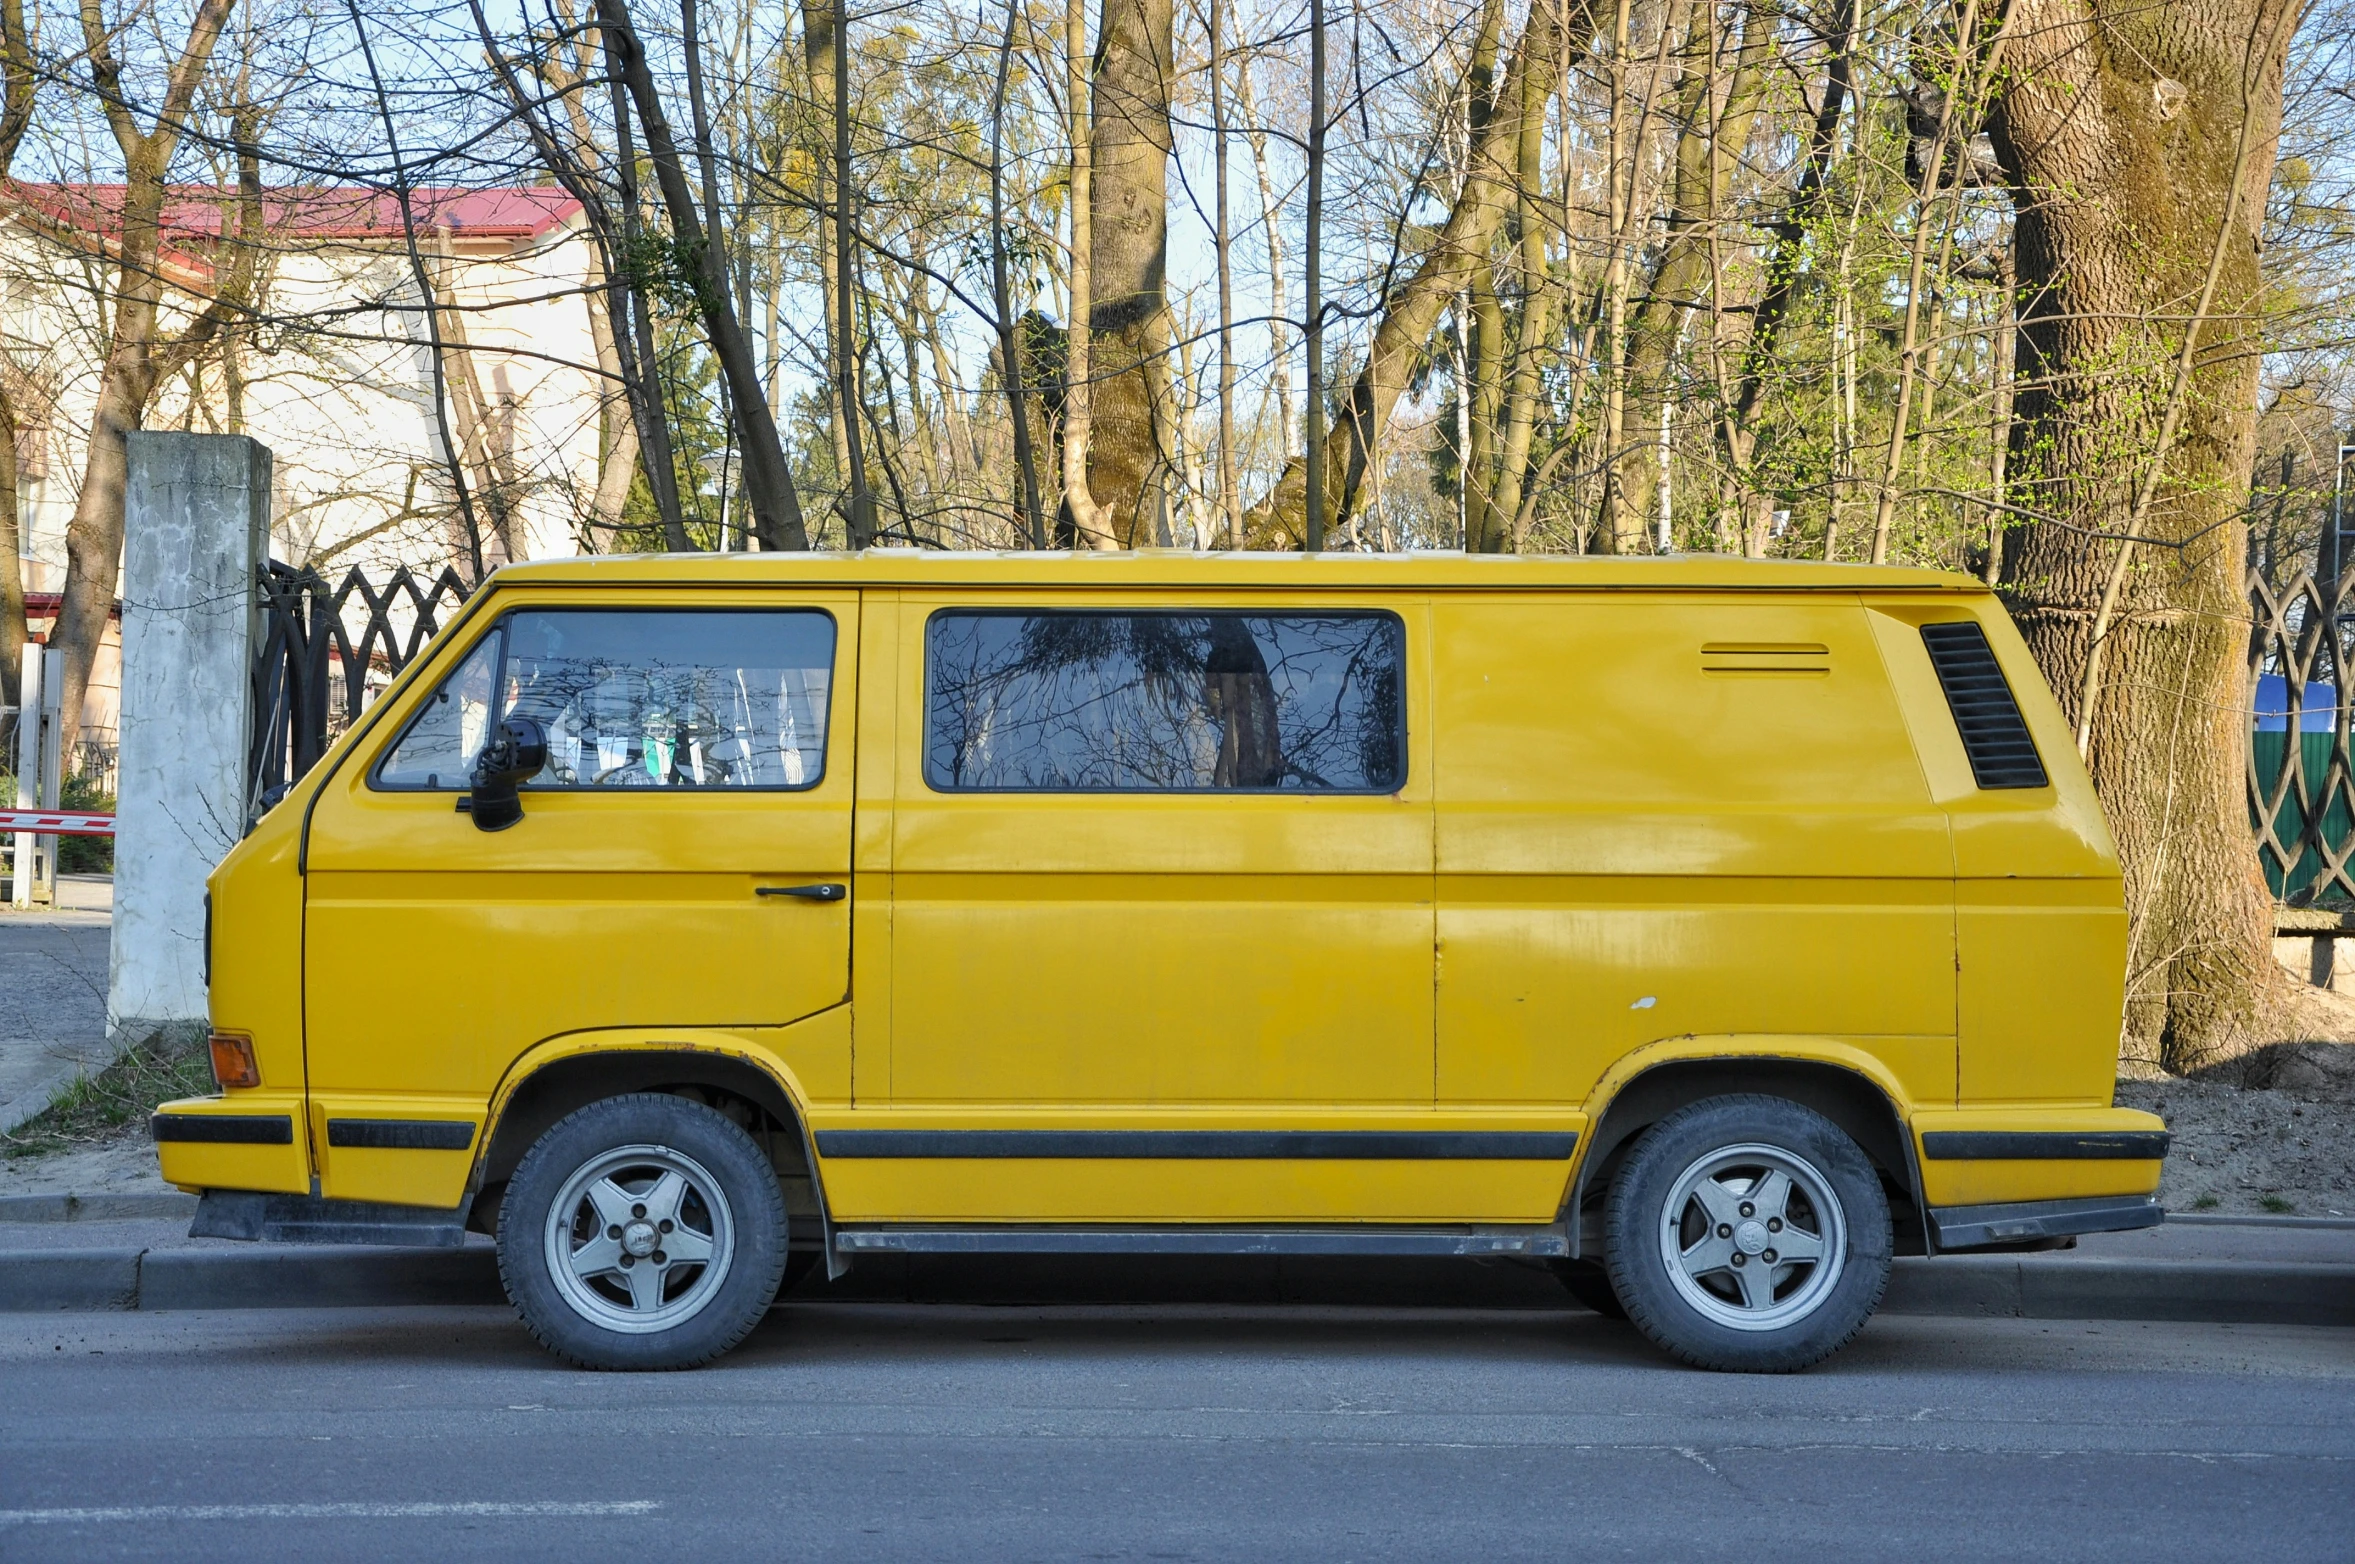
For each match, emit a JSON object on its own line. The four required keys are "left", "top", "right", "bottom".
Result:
{"left": 2251, "top": 729, "right": 2355, "bottom": 904}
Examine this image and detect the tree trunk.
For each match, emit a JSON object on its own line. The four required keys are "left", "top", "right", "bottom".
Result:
{"left": 1236, "top": 58, "right": 1293, "bottom": 471}
{"left": 1086, "top": 0, "right": 1174, "bottom": 545}
{"left": 1326, "top": 0, "right": 1587, "bottom": 529}
{"left": 1208, "top": 0, "right": 1241, "bottom": 548}
{"left": 1486, "top": 6, "right": 1565, "bottom": 553}
{"left": 600, "top": 0, "right": 809, "bottom": 551}
{"left": 1990, "top": 0, "right": 2297, "bottom": 1070}
{"left": 483, "top": 0, "right": 675, "bottom": 548}
{"left": 1302, "top": 0, "right": 1327, "bottom": 550}
{"left": 1620, "top": 0, "right": 1769, "bottom": 532}
{"left": 54, "top": 0, "right": 241, "bottom": 765}
{"left": 0, "top": 378, "right": 25, "bottom": 713}
{"left": 0, "top": 0, "right": 33, "bottom": 711}
{"left": 989, "top": 0, "right": 1045, "bottom": 545}
{"left": 582, "top": 243, "right": 640, "bottom": 541}
{"left": 1061, "top": 0, "right": 1112, "bottom": 545}
{"left": 800, "top": 0, "right": 856, "bottom": 529}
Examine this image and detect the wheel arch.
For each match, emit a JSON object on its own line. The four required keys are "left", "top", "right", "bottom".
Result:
{"left": 1568, "top": 1050, "right": 1930, "bottom": 1258}
{"left": 468, "top": 1036, "right": 827, "bottom": 1243}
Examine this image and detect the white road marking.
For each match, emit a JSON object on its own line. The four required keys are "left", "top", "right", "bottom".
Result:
{"left": 0, "top": 1501, "right": 660, "bottom": 1525}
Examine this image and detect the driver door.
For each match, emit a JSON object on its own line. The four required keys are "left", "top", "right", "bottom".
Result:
{"left": 302, "top": 588, "right": 858, "bottom": 1207}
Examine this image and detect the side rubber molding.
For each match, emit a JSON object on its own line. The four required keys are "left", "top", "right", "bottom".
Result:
{"left": 151, "top": 1114, "right": 294, "bottom": 1145}
{"left": 1928, "top": 1194, "right": 2163, "bottom": 1249}
{"left": 190, "top": 1190, "right": 472, "bottom": 1247}
{"left": 815, "top": 1130, "right": 1578, "bottom": 1160}
{"left": 1921, "top": 1131, "right": 2169, "bottom": 1160}
{"left": 325, "top": 1119, "right": 477, "bottom": 1151}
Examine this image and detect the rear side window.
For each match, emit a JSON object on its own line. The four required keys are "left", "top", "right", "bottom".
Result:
{"left": 375, "top": 608, "right": 834, "bottom": 790}
{"left": 1919, "top": 620, "right": 2049, "bottom": 789}
{"left": 925, "top": 610, "right": 1405, "bottom": 792}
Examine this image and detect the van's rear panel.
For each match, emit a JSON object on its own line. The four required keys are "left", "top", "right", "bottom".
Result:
{"left": 1867, "top": 596, "right": 2127, "bottom": 1104}
{"left": 1865, "top": 594, "right": 2154, "bottom": 1213}
{"left": 1431, "top": 593, "right": 1960, "bottom": 1114}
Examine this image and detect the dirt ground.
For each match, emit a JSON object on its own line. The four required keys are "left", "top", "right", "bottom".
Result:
{"left": 2117, "top": 1062, "right": 2355, "bottom": 1218}
{"left": 0, "top": 1133, "right": 173, "bottom": 1199}
{"left": 2114, "top": 984, "right": 2355, "bottom": 1218}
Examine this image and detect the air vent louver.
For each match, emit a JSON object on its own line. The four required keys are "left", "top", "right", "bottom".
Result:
{"left": 1920, "top": 621, "right": 2049, "bottom": 789}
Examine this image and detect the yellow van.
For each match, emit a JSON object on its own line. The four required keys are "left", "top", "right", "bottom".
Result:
{"left": 157, "top": 552, "right": 2165, "bottom": 1372}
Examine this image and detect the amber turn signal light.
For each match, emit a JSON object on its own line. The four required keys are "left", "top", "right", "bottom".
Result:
{"left": 208, "top": 1032, "right": 260, "bottom": 1090}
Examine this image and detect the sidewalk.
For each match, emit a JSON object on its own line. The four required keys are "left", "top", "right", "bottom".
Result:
{"left": 0, "top": 887, "right": 116, "bottom": 1137}
{"left": 1, "top": 1200, "right": 2348, "bottom": 1324}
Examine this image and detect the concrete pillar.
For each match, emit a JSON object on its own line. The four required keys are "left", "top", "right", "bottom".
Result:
{"left": 109, "top": 433, "right": 270, "bottom": 1043}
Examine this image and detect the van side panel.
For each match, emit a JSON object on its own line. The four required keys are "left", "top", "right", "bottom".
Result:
{"left": 1432, "top": 594, "right": 1958, "bottom": 1113}
{"left": 882, "top": 591, "right": 1438, "bottom": 1113}
{"left": 1866, "top": 600, "right": 2126, "bottom": 1107}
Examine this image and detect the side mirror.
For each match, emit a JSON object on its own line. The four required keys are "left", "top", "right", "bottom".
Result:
{"left": 467, "top": 714, "right": 548, "bottom": 832}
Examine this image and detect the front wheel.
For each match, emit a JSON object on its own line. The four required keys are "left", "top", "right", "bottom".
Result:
{"left": 1602, "top": 1094, "right": 1890, "bottom": 1373}
{"left": 498, "top": 1093, "right": 788, "bottom": 1370}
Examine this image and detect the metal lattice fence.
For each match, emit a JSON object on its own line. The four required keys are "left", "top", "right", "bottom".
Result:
{"left": 2248, "top": 561, "right": 2355, "bottom": 907}
{"left": 249, "top": 561, "right": 472, "bottom": 810}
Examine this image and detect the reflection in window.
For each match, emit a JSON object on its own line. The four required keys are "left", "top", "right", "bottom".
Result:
{"left": 377, "top": 609, "right": 834, "bottom": 790}
{"left": 926, "top": 611, "right": 1404, "bottom": 792}
{"left": 376, "top": 632, "right": 502, "bottom": 789}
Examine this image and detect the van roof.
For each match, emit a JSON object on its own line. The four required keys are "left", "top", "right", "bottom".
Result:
{"left": 490, "top": 550, "right": 1988, "bottom": 593}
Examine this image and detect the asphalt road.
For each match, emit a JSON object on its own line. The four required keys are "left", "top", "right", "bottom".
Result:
{"left": 0, "top": 1302, "right": 2349, "bottom": 1563}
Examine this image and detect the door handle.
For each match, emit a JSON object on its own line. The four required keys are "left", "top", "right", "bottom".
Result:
{"left": 757, "top": 882, "right": 847, "bottom": 902}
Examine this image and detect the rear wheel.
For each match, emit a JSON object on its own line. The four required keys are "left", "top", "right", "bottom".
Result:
{"left": 1602, "top": 1094, "right": 1890, "bottom": 1372}
{"left": 498, "top": 1093, "right": 788, "bottom": 1370}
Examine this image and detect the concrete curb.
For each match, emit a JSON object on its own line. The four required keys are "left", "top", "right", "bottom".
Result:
{"left": 1880, "top": 1257, "right": 2355, "bottom": 1326}
{"left": 0, "top": 1192, "right": 198, "bottom": 1223}
{"left": 2164, "top": 1212, "right": 2355, "bottom": 1231}
{"left": 0, "top": 1247, "right": 2349, "bottom": 1325}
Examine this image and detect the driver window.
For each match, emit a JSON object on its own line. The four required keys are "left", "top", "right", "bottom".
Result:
{"left": 374, "top": 607, "right": 835, "bottom": 791}
{"left": 375, "top": 629, "right": 502, "bottom": 789}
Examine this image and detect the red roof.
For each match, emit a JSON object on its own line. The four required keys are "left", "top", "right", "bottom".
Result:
{"left": 7, "top": 183, "right": 581, "bottom": 243}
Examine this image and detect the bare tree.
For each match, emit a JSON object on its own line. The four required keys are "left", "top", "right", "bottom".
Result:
{"left": 52, "top": 0, "right": 253, "bottom": 761}
{"left": 599, "top": 0, "right": 809, "bottom": 548}
{"left": 0, "top": 0, "right": 37, "bottom": 710}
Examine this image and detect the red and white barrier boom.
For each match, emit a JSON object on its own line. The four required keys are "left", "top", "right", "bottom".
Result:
{"left": 0, "top": 810, "right": 114, "bottom": 837}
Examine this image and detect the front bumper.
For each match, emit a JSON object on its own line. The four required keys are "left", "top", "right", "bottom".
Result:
{"left": 152, "top": 1092, "right": 310, "bottom": 1195}
{"left": 1928, "top": 1194, "right": 2164, "bottom": 1250}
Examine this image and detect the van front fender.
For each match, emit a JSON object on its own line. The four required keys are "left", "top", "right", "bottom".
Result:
{"left": 471, "top": 1007, "right": 850, "bottom": 1234}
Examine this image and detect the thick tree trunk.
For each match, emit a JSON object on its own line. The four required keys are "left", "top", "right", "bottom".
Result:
{"left": 1990, "top": 0, "right": 2296, "bottom": 1070}
{"left": 1086, "top": 0, "right": 1174, "bottom": 545}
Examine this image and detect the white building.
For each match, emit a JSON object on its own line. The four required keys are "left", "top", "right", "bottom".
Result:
{"left": 2, "top": 184, "right": 613, "bottom": 759}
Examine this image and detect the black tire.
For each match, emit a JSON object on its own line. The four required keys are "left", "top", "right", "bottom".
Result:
{"left": 1602, "top": 1094, "right": 1890, "bottom": 1373}
{"left": 498, "top": 1093, "right": 788, "bottom": 1370}
{"left": 1549, "top": 1258, "right": 1628, "bottom": 1319}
